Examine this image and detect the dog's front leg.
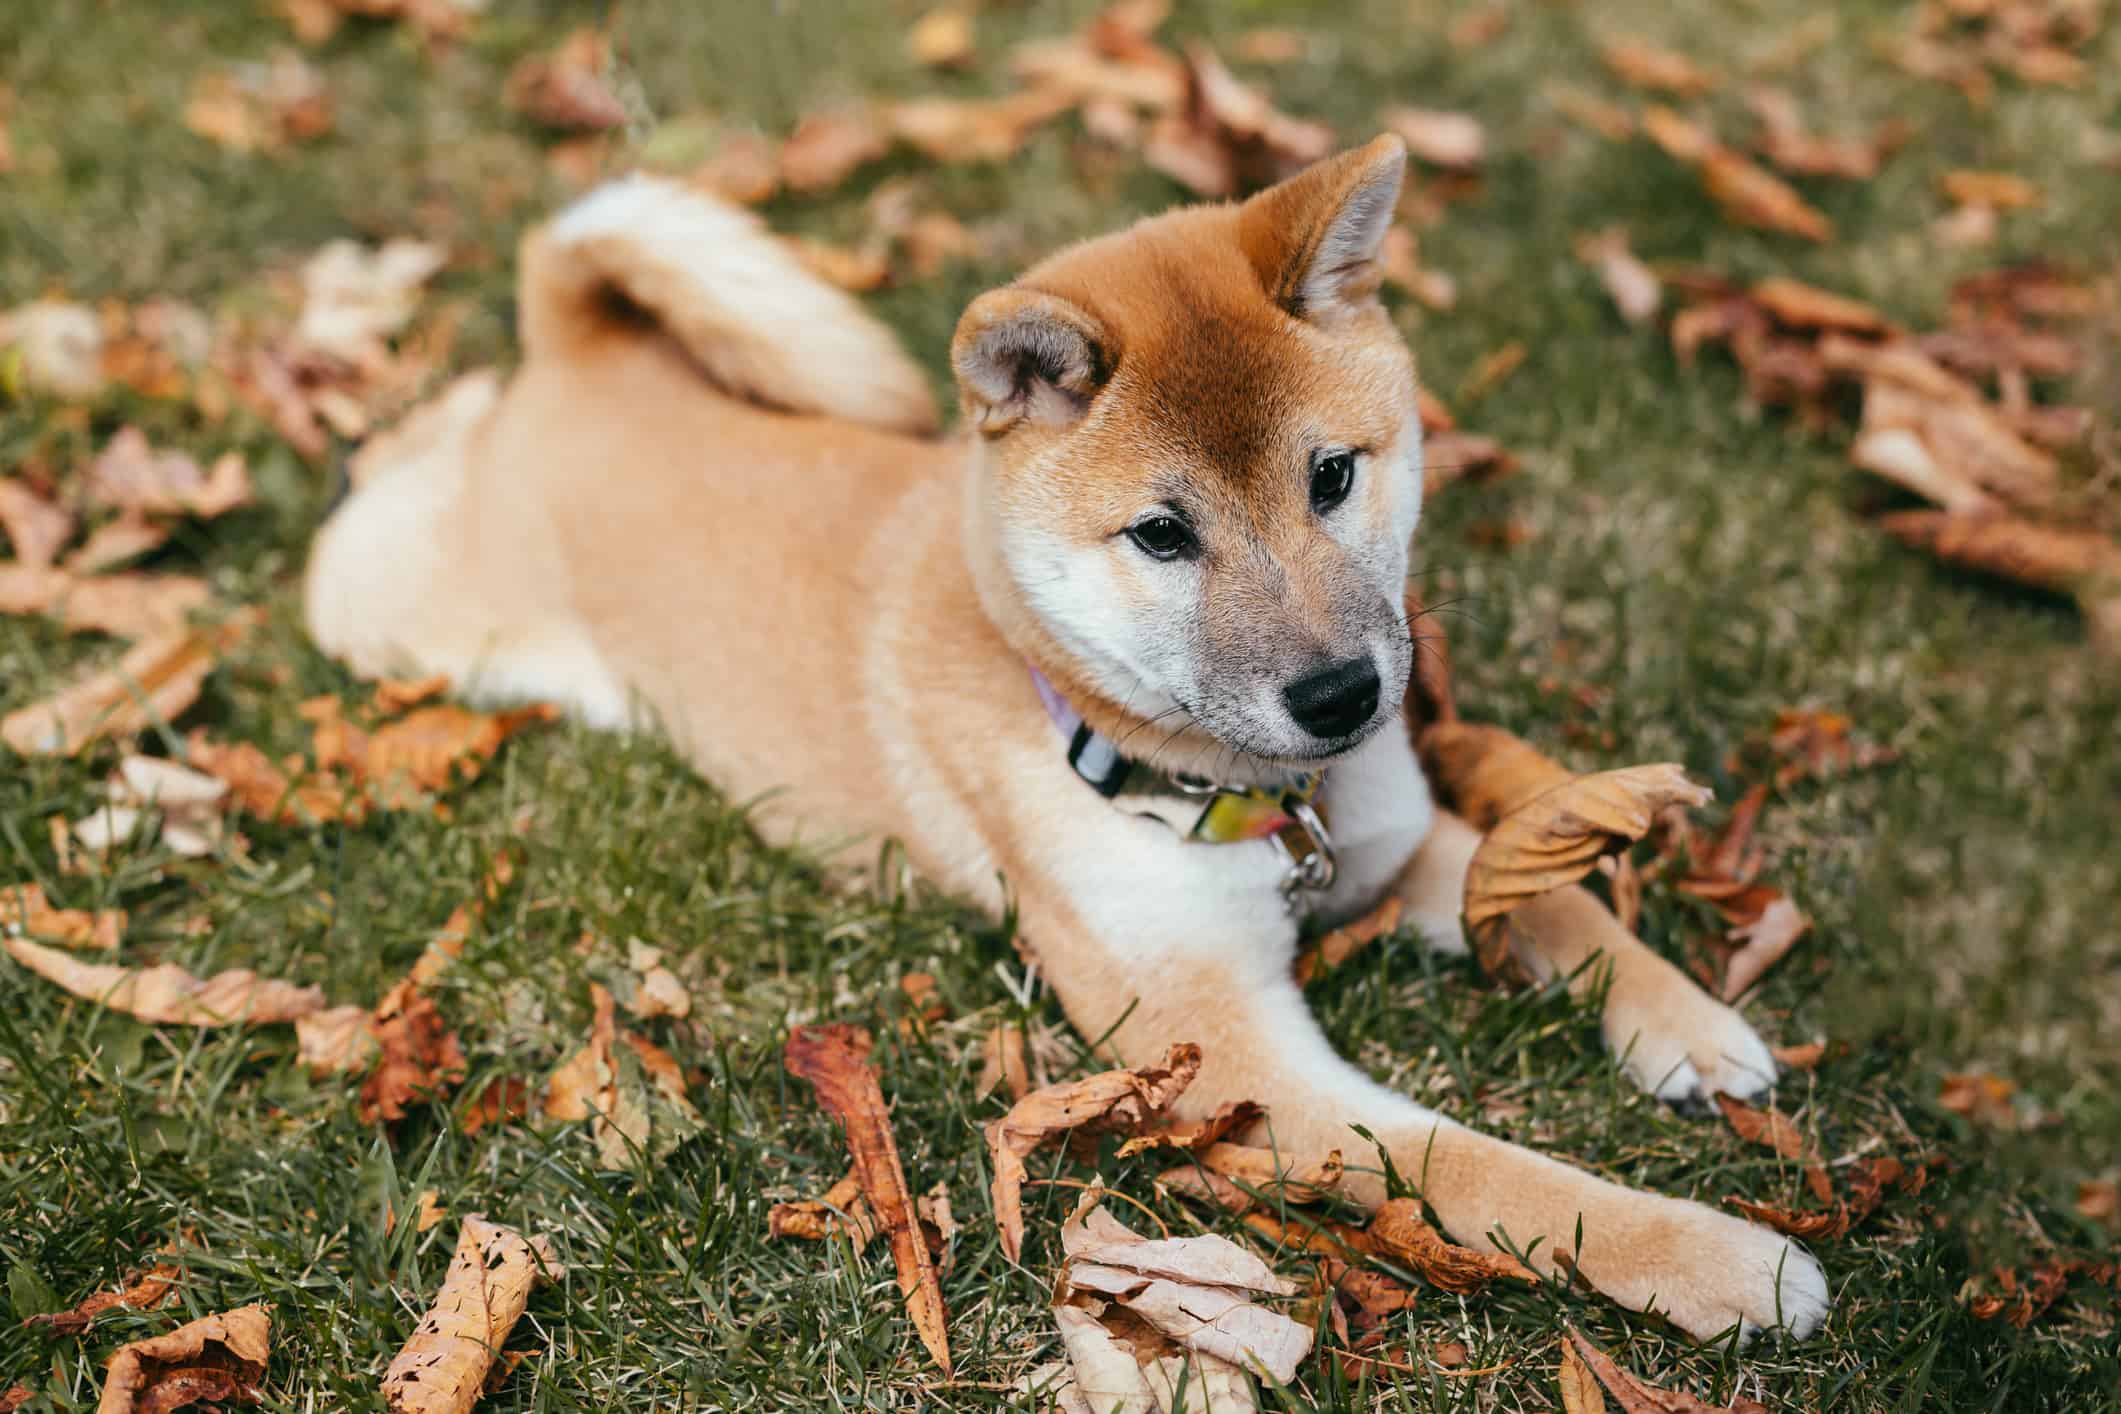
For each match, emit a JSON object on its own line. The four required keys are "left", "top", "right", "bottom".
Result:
{"left": 1392, "top": 811, "right": 1778, "bottom": 1104}
{"left": 1020, "top": 886, "right": 1827, "bottom": 1343}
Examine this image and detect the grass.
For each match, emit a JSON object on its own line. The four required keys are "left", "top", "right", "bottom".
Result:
{"left": 3, "top": 0, "right": 2119, "bottom": 1408}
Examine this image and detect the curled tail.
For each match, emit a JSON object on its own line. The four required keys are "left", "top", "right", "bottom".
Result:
{"left": 521, "top": 174, "right": 940, "bottom": 436}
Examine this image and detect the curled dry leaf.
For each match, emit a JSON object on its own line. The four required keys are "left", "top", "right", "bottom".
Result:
{"left": 0, "top": 566, "right": 211, "bottom": 640}
{"left": 0, "top": 477, "right": 77, "bottom": 568}
{"left": 767, "top": 1170, "right": 878, "bottom": 1250}
{"left": 360, "top": 980, "right": 469, "bottom": 1123}
{"left": 986, "top": 1041, "right": 1202, "bottom": 1262}
{"left": 1720, "top": 895, "right": 1811, "bottom": 1001}
{"left": 1566, "top": 1326, "right": 1767, "bottom": 1414}
{"left": 2, "top": 608, "right": 258, "bottom": 758}
{"left": 1600, "top": 37, "right": 1718, "bottom": 96}
{"left": 1293, "top": 895, "right": 1402, "bottom": 984}
{"left": 1712, "top": 1092, "right": 1821, "bottom": 1170}
{"left": 544, "top": 982, "right": 701, "bottom": 1165}
{"left": 94, "top": 1304, "right": 271, "bottom": 1414}
{"left": 87, "top": 427, "right": 253, "bottom": 518}
{"left": 1, "top": 883, "right": 125, "bottom": 951}
{"left": 1700, "top": 147, "right": 1832, "bottom": 242}
{"left": 1162, "top": 1142, "right": 1345, "bottom": 1207}
{"left": 1369, "top": 1199, "right": 1538, "bottom": 1294}
{"left": 6, "top": 935, "right": 322, "bottom": 1026}
{"left": 784, "top": 1023, "right": 951, "bottom": 1374}
{"left": 780, "top": 108, "right": 888, "bottom": 193}
{"left": 1576, "top": 228, "right": 1662, "bottom": 326}
{"left": 1417, "top": 721, "right": 1574, "bottom": 829}
{"left": 1144, "top": 43, "right": 1334, "bottom": 198}
{"left": 1728, "top": 1153, "right": 1919, "bottom": 1243}
{"left": 381, "top": 1215, "right": 559, "bottom": 1414}
{"left": 1380, "top": 106, "right": 1485, "bottom": 169}
{"left": 506, "top": 29, "right": 626, "bottom": 132}
{"left": 186, "top": 734, "right": 360, "bottom": 826}
{"left": 1882, "top": 512, "right": 2120, "bottom": 596}
{"left": 1462, "top": 761, "right": 1711, "bottom": 977}
{"left": 24, "top": 1260, "right": 181, "bottom": 1337}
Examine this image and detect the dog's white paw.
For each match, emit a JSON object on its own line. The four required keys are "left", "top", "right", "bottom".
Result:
{"left": 1606, "top": 986, "right": 1778, "bottom": 1107}
{"left": 1576, "top": 1195, "right": 1831, "bottom": 1344}
{"left": 1407, "top": 907, "right": 1470, "bottom": 957}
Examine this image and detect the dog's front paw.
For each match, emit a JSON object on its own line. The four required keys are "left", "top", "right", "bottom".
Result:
{"left": 1573, "top": 1195, "right": 1830, "bottom": 1344}
{"left": 1604, "top": 978, "right": 1778, "bottom": 1107}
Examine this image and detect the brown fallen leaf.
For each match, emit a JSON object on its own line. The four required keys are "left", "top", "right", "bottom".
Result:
{"left": 1369, "top": 1199, "right": 1539, "bottom": 1293}
{"left": 1558, "top": 1335, "right": 1604, "bottom": 1414}
{"left": 1294, "top": 895, "right": 1402, "bottom": 984}
{"left": 2075, "top": 1180, "right": 2119, "bottom": 1230}
{"left": 1380, "top": 227, "right": 1458, "bottom": 312}
{"left": 1113, "top": 1099, "right": 1265, "bottom": 1158}
{"left": 6, "top": 936, "right": 322, "bottom": 1025}
{"left": 1745, "top": 86, "right": 1900, "bottom": 181}
{"left": 373, "top": 674, "right": 451, "bottom": 713}
{"left": 1730, "top": 1152, "right": 1917, "bottom": 1242}
{"left": 976, "top": 1019, "right": 1032, "bottom": 1101}
{"left": 1417, "top": 721, "right": 1574, "bottom": 828}
{"left": 95, "top": 1304, "right": 271, "bottom": 1414}
{"left": 780, "top": 108, "right": 889, "bottom": 193}
{"left": 785, "top": 1024, "right": 951, "bottom": 1374}
{"left": 296, "top": 1003, "right": 380, "bottom": 1075}
{"left": 1713, "top": 1092, "right": 1822, "bottom": 1176}
{"left": 1179, "top": 1142, "right": 1345, "bottom": 1205}
{"left": 1771, "top": 1040, "right": 1827, "bottom": 1070}
{"left": 906, "top": 7, "right": 976, "bottom": 69}
{"left": 186, "top": 734, "right": 361, "bottom": 826}
{"left": 380, "top": 1215, "right": 560, "bottom": 1414}
{"left": 784, "top": 235, "right": 892, "bottom": 293}
{"left": 1, "top": 883, "right": 125, "bottom": 951}
{"left": 2, "top": 610, "right": 258, "bottom": 758}
{"left": 184, "top": 52, "right": 333, "bottom": 154}
{"left": 986, "top": 1042, "right": 1202, "bottom": 1262}
{"left": 1458, "top": 342, "right": 1528, "bottom": 405}
{"left": 767, "top": 1170, "right": 878, "bottom": 1250}
{"left": 1380, "top": 107, "right": 1485, "bottom": 169}
{"left": 1942, "top": 169, "right": 2040, "bottom": 210}
{"left": 1463, "top": 762, "right": 1711, "bottom": 977}
{"left": 506, "top": 29, "right": 626, "bottom": 132}
{"left": 0, "top": 1387, "right": 28, "bottom": 1414}
{"left": 1720, "top": 895, "right": 1811, "bottom": 1001}
{"left": 1939, "top": 1069, "right": 2018, "bottom": 1129}
{"left": 693, "top": 129, "right": 780, "bottom": 204}
{"left": 1548, "top": 84, "right": 1636, "bottom": 141}
{"left": 0, "top": 477, "right": 76, "bottom": 568}
{"left": 0, "top": 566, "right": 212, "bottom": 640}
{"left": 889, "top": 89, "right": 1076, "bottom": 165}
{"left": 1143, "top": 42, "right": 1334, "bottom": 198}
{"left": 1600, "top": 37, "right": 1718, "bottom": 96}
{"left": 1881, "top": 512, "right": 2120, "bottom": 596}
{"left": 87, "top": 427, "right": 252, "bottom": 518}
{"left": 24, "top": 1260, "right": 181, "bottom": 1337}
{"left": 1700, "top": 147, "right": 1832, "bottom": 242}
{"left": 1576, "top": 228, "right": 1662, "bottom": 326}
{"left": 64, "top": 514, "right": 176, "bottom": 575}
{"left": 542, "top": 982, "right": 701, "bottom": 1166}
{"left": 360, "top": 980, "right": 468, "bottom": 1124}
{"left": 457, "top": 1077, "right": 534, "bottom": 1137}
{"left": 1566, "top": 1325, "right": 1767, "bottom": 1413}
{"left": 1750, "top": 277, "right": 1889, "bottom": 335}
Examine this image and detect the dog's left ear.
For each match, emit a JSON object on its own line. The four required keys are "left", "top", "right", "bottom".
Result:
{"left": 1239, "top": 134, "right": 1406, "bottom": 324}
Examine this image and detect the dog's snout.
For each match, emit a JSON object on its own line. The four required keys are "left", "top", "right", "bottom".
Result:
{"left": 1282, "top": 656, "right": 1381, "bottom": 740}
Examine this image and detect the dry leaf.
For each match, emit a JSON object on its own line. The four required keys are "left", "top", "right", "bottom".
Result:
{"left": 1746, "top": 87, "right": 1898, "bottom": 180}
{"left": 186, "top": 734, "right": 360, "bottom": 826}
{"left": 345, "top": 703, "right": 561, "bottom": 795}
{"left": 1548, "top": 85, "right": 1636, "bottom": 141}
{"left": 1600, "top": 38, "right": 1718, "bottom": 96}
{"left": 986, "top": 1042, "right": 1202, "bottom": 1261}
{"left": 0, "top": 596, "right": 248, "bottom": 762}
{"left": 294, "top": 238, "right": 449, "bottom": 366}
{"left": 0, "top": 299, "right": 107, "bottom": 399}
{"left": 542, "top": 982, "right": 701, "bottom": 1165}
{"left": 1368, "top": 1199, "right": 1538, "bottom": 1293}
{"left": 887, "top": 89, "right": 1074, "bottom": 165}
{"left": 1941, "top": 170, "right": 2040, "bottom": 210}
{"left": 374, "top": 674, "right": 450, "bottom": 713}
{"left": 506, "top": 29, "right": 625, "bottom": 132}
{"left": 1771, "top": 1040, "right": 1827, "bottom": 1070}
{"left": 1293, "top": 896, "right": 1402, "bottom": 984}
{"left": 1558, "top": 1336, "right": 1605, "bottom": 1414}
{"left": 184, "top": 52, "right": 333, "bottom": 153}
{"left": 767, "top": 1170, "right": 878, "bottom": 1249}
{"left": 1720, "top": 895, "right": 1811, "bottom": 1001}
{"left": 1380, "top": 107, "right": 1485, "bottom": 169}
{"left": 1566, "top": 1326, "right": 1767, "bottom": 1414}
{"left": 87, "top": 427, "right": 252, "bottom": 518}
{"left": 23, "top": 1261, "right": 181, "bottom": 1336}
{"left": 1, "top": 883, "right": 125, "bottom": 950}
{"left": 785, "top": 1023, "right": 951, "bottom": 1374}
{"left": 458, "top": 1077, "right": 534, "bottom": 1137}
{"left": 1235, "top": 27, "right": 1310, "bottom": 63}
{"left": 1379, "top": 227, "right": 1457, "bottom": 311}
{"left": 361, "top": 980, "right": 469, "bottom": 1123}
{"left": 1417, "top": 721, "right": 1574, "bottom": 828}
{"left": 0, "top": 477, "right": 76, "bottom": 568}
{"left": 96, "top": 1304, "right": 270, "bottom": 1414}
{"left": 1700, "top": 148, "right": 1832, "bottom": 242}
{"left": 6, "top": 935, "right": 322, "bottom": 1025}
{"left": 2075, "top": 1180, "right": 2119, "bottom": 1229}
{"left": 1729, "top": 1153, "right": 1918, "bottom": 1243}
{"left": 693, "top": 129, "right": 780, "bottom": 204}
{"left": 0, "top": 567, "right": 212, "bottom": 640}
{"left": 1713, "top": 1093, "right": 1817, "bottom": 1166}
{"left": 1577, "top": 229, "right": 1662, "bottom": 326}
{"left": 1939, "top": 1070, "right": 2018, "bottom": 1129}
{"left": 1191, "top": 1142, "right": 1344, "bottom": 1203}
{"left": 622, "top": 939, "right": 691, "bottom": 1020}
{"left": 1463, "top": 763, "right": 1711, "bottom": 976}
{"left": 1750, "top": 278, "right": 1888, "bottom": 335}
{"left": 780, "top": 108, "right": 889, "bottom": 193}
{"left": 296, "top": 1003, "right": 380, "bottom": 1074}
{"left": 784, "top": 236, "right": 892, "bottom": 293}
{"left": 1881, "top": 512, "right": 2120, "bottom": 595}
{"left": 380, "top": 1215, "right": 560, "bottom": 1414}
{"left": 977, "top": 1020, "right": 1033, "bottom": 1100}
{"left": 1143, "top": 43, "right": 1334, "bottom": 198}
{"left": 907, "top": 8, "right": 975, "bottom": 68}
{"left": 1760, "top": 708, "right": 1898, "bottom": 788}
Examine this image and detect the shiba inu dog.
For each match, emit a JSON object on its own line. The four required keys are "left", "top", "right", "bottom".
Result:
{"left": 307, "top": 134, "right": 1828, "bottom": 1341}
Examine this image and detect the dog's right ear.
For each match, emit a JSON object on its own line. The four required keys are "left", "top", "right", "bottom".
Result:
{"left": 951, "top": 289, "right": 1111, "bottom": 434}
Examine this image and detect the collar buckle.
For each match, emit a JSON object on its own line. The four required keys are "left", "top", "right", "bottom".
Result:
{"left": 1268, "top": 797, "right": 1337, "bottom": 906}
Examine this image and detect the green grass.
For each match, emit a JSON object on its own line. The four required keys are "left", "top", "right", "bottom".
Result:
{"left": 4, "top": 0, "right": 2119, "bottom": 1408}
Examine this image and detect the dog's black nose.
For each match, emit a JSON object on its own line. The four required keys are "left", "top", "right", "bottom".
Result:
{"left": 1283, "top": 656, "right": 1381, "bottom": 740}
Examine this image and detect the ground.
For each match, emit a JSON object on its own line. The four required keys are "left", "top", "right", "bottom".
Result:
{"left": 3, "top": 1, "right": 2119, "bottom": 1410}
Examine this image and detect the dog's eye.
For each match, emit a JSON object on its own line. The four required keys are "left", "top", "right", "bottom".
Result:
{"left": 1126, "top": 516, "right": 1196, "bottom": 561}
{"left": 1310, "top": 451, "right": 1356, "bottom": 512}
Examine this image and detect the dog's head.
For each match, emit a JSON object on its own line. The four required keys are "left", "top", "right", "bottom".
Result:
{"left": 954, "top": 135, "right": 1424, "bottom": 768}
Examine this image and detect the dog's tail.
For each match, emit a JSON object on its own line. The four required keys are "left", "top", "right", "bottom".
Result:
{"left": 520, "top": 174, "right": 940, "bottom": 436}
